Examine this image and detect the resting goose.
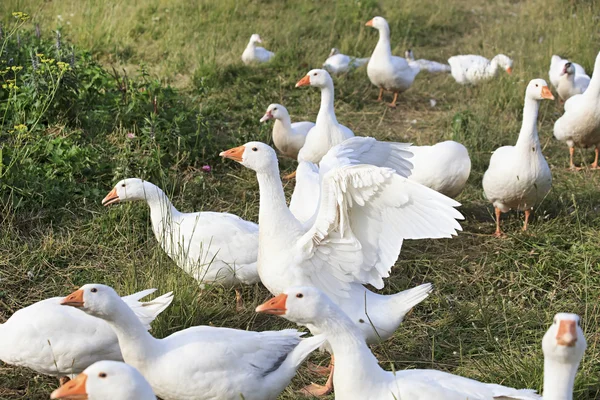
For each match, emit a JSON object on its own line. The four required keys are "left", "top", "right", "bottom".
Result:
{"left": 548, "top": 55, "right": 586, "bottom": 89}
{"left": 405, "top": 49, "right": 451, "bottom": 73}
{"left": 0, "top": 289, "right": 172, "bottom": 383}
{"left": 241, "top": 34, "right": 274, "bottom": 65}
{"left": 257, "top": 286, "right": 541, "bottom": 400}
{"left": 366, "top": 16, "right": 419, "bottom": 107}
{"left": 102, "top": 178, "right": 259, "bottom": 308}
{"left": 295, "top": 69, "right": 354, "bottom": 165}
{"left": 448, "top": 54, "right": 513, "bottom": 85}
{"left": 51, "top": 361, "right": 156, "bottom": 400}
{"left": 61, "top": 284, "right": 325, "bottom": 400}
{"left": 556, "top": 62, "right": 590, "bottom": 101}
{"left": 554, "top": 50, "right": 600, "bottom": 170}
{"left": 542, "top": 313, "right": 586, "bottom": 400}
{"left": 323, "top": 48, "right": 370, "bottom": 74}
{"left": 260, "top": 103, "right": 314, "bottom": 159}
{"left": 408, "top": 141, "right": 471, "bottom": 198}
{"left": 483, "top": 79, "right": 554, "bottom": 236}
{"left": 221, "top": 141, "right": 461, "bottom": 395}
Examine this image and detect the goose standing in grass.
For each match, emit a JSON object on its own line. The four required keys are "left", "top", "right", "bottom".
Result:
{"left": 542, "top": 313, "right": 586, "bottom": 400}
{"left": 102, "top": 178, "right": 259, "bottom": 309}
{"left": 366, "top": 16, "right": 419, "bottom": 107}
{"left": 408, "top": 141, "right": 471, "bottom": 198}
{"left": 61, "top": 284, "right": 325, "bottom": 400}
{"left": 554, "top": 51, "right": 600, "bottom": 170}
{"left": 447, "top": 54, "right": 513, "bottom": 85}
{"left": 0, "top": 288, "right": 172, "bottom": 384}
{"left": 482, "top": 79, "right": 554, "bottom": 236}
{"left": 322, "top": 48, "right": 370, "bottom": 74}
{"left": 221, "top": 141, "right": 462, "bottom": 395}
{"left": 51, "top": 361, "right": 156, "bottom": 400}
{"left": 548, "top": 55, "right": 586, "bottom": 89}
{"left": 260, "top": 103, "right": 314, "bottom": 159}
{"left": 241, "top": 34, "right": 274, "bottom": 65}
{"left": 405, "top": 49, "right": 451, "bottom": 73}
{"left": 556, "top": 62, "right": 590, "bottom": 101}
{"left": 257, "top": 286, "right": 541, "bottom": 400}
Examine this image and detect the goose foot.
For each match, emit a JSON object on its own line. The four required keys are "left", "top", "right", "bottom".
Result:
{"left": 492, "top": 231, "right": 506, "bottom": 238}
{"left": 590, "top": 148, "right": 599, "bottom": 169}
{"left": 299, "top": 383, "right": 333, "bottom": 397}
{"left": 569, "top": 165, "right": 583, "bottom": 171}
{"left": 492, "top": 207, "right": 505, "bottom": 238}
{"left": 307, "top": 362, "right": 331, "bottom": 376}
{"left": 376, "top": 88, "right": 384, "bottom": 102}
{"left": 283, "top": 171, "right": 297, "bottom": 180}
{"left": 235, "top": 289, "right": 244, "bottom": 312}
{"left": 59, "top": 376, "right": 70, "bottom": 386}
{"left": 522, "top": 210, "right": 531, "bottom": 232}
{"left": 387, "top": 92, "right": 399, "bottom": 108}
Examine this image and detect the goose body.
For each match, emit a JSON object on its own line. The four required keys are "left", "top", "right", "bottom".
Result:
{"left": 260, "top": 103, "right": 314, "bottom": 159}
{"left": 405, "top": 49, "right": 451, "bottom": 73}
{"left": 61, "top": 284, "right": 325, "bottom": 400}
{"left": 323, "top": 48, "right": 370, "bottom": 74}
{"left": 556, "top": 62, "right": 590, "bottom": 101}
{"left": 241, "top": 34, "right": 274, "bottom": 65}
{"left": 0, "top": 289, "right": 172, "bottom": 378}
{"left": 548, "top": 55, "right": 586, "bottom": 89}
{"left": 483, "top": 79, "right": 553, "bottom": 235}
{"left": 448, "top": 54, "right": 513, "bottom": 85}
{"left": 102, "top": 179, "right": 259, "bottom": 288}
{"left": 257, "top": 287, "right": 541, "bottom": 400}
{"left": 408, "top": 141, "right": 471, "bottom": 198}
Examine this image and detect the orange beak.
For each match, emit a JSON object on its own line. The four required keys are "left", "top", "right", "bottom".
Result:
{"left": 541, "top": 86, "right": 555, "bottom": 100}
{"left": 256, "top": 293, "right": 288, "bottom": 315}
{"left": 61, "top": 289, "right": 85, "bottom": 308}
{"left": 506, "top": 66, "right": 513, "bottom": 74}
{"left": 101, "top": 187, "right": 120, "bottom": 206}
{"left": 260, "top": 110, "right": 273, "bottom": 123}
{"left": 365, "top": 19, "right": 374, "bottom": 27}
{"left": 295, "top": 75, "right": 311, "bottom": 88}
{"left": 556, "top": 320, "right": 577, "bottom": 347}
{"left": 50, "top": 373, "right": 88, "bottom": 399}
{"left": 219, "top": 146, "right": 245, "bottom": 162}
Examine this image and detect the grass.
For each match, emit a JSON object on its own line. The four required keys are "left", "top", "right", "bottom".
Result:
{"left": 1, "top": 0, "right": 600, "bottom": 398}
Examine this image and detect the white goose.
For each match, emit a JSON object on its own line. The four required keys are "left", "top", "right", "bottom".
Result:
{"left": 102, "top": 178, "right": 259, "bottom": 309}
{"left": 408, "top": 141, "right": 471, "bottom": 198}
{"left": 405, "top": 49, "right": 451, "bottom": 73}
{"left": 448, "top": 54, "right": 513, "bottom": 85}
{"left": 323, "top": 48, "right": 370, "bottom": 74}
{"left": 548, "top": 55, "right": 586, "bottom": 89}
{"left": 260, "top": 103, "right": 314, "bottom": 159}
{"left": 221, "top": 141, "right": 462, "bottom": 394}
{"left": 241, "top": 34, "right": 274, "bottom": 65}
{"left": 51, "top": 361, "right": 156, "bottom": 400}
{"left": 60, "top": 284, "right": 325, "bottom": 400}
{"left": 483, "top": 79, "right": 554, "bottom": 236}
{"left": 366, "top": 16, "right": 419, "bottom": 107}
{"left": 0, "top": 289, "right": 172, "bottom": 383}
{"left": 257, "top": 286, "right": 541, "bottom": 400}
{"left": 542, "top": 313, "right": 586, "bottom": 400}
{"left": 554, "top": 50, "right": 600, "bottom": 170}
{"left": 295, "top": 69, "right": 354, "bottom": 165}
{"left": 556, "top": 61, "right": 590, "bottom": 101}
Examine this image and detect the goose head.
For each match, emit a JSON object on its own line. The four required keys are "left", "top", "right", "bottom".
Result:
{"left": 561, "top": 62, "right": 575, "bottom": 77}
{"left": 61, "top": 284, "right": 122, "bottom": 320}
{"left": 542, "top": 313, "right": 586, "bottom": 364}
{"left": 295, "top": 68, "right": 333, "bottom": 89}
{"left": 220, "top": 141, "right": 278, "bottom": 173}
{"left": 51, "top": 361, "right": 155, "bottom": 400}
{"left": 492, "top": 54, "right": 513, "bottom": 74}
{"left": 256, "top": 286, "right": 331, "bottom": 325}
{"left": 526, "top": 78, "right": 554, "bottom": 101}
{"left": 405, "top": 49, "right": 415, "bottom": 61}
{"left": 260, "top": 103, "right": 290, "bottom": 123}
{"left": 248, "top": 34, "right": 262, "bottom": 46}
{"left": 365, "top": 16, "right": 389, "bottom": 31}
{"left": 102, "top": 178, "right": 152, "bottom": 206}
{"left": 328, "top": 48, "right": 339, "bottom": 57}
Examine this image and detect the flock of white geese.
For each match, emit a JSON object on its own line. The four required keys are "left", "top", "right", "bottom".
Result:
{"left": 0, "top": 14, "right": 596, "bottom": 400}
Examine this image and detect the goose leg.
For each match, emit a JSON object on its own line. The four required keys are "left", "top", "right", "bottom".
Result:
{"left": 388, "top": 92, "right": 398, "bottom": 108}
{"left": 299, "top": 356, "right": 334, "bottom": 397}
{"left": 377, "top": 88, "right": 384, "bottom": 102}
{"left": 569, "top": 147, "right": 581, "bottom": 171}
{"left": 235, "top": 289, "right": 244, "bottom": 312}
{"left": 59, "top": 376, "right": 70, "bottom": 386}
{"left": 493, "top": 207, "right": 504, "bottom": 237}
{"left": 283, "top": 170, "right": 297, "bottom": 180}
{"left": 523, "top": 209, "right": 531, "bottom": 231}
{"left": 591, "top": 147, "right": 599, "bottom": 169}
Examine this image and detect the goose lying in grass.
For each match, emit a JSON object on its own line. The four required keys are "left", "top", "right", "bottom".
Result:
{"left": 448, "top": 54, "right": 513, "bottom": 85}
{"left": 260, "top": 103, "right": 314, "bottom": 159}
{"left": 554, "top": 51, "right": 600, "bottom": 170}
{"left": 102, "top": 178, "right": 259, "bottom": 309}
{"left": 61, "top": 284, "right": 325, "bottom": 400}
{"left": 366, "top": 16, "right": 419, "bottom": 107}
{"left": 542, "top": 313, "right": 586, "bottom": 400}
{"left": 257, "top": 286, "right": 541, "bottom": 400}
{"left": 405, "top": 49, "right": 451, "bottom": 73}
{"left": 408, "top": 141, "right": 471, "bottom": 198}
{"left": 241, "top": 34, "right": 274, "bottom": 65}
{"left": 483, "top": 79, "right": 553, "bottom": 236}
{"left": 556, "top": 61, "right": 590, "bottom": 101}
{"left": 0, "top": 288, "right": 172, "bottom": 384}
{"left": 51, "top": 361, "right": 156, "bottom": 400}
{"left": 221, "top": 140, "right": 461, "bottom": 395}
{"left": 323, "top": 48, "right": 369, "bottom": 74}
{"left": 549, "top": 55, "right": 586, "bottom": 89}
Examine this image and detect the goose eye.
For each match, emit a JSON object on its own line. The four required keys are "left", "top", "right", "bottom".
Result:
{"left": 98, "top": 372, "right": 107, "bottom": 378}
{"left": 273, "top": 107, "right": 278, "bottom": 111}
{"left": 535, "top": 84, "right": 538, "bottom": 87}
{"left": 313, "top": 73, "right": 317, "bottom": 76}
{"left": 91, "top": 288, "right": 98, "bottom": 293}
{"left": 252, "top": 147, "right": 258, "bottom": 152}
{"left": 553, "top": 318, "right": 557, "bottom": 324}
{"left": 296, "top": 293, "right": 303, "bottom": 298}
{"left": 121, "top": 183, "right": 126, "bottom": 187}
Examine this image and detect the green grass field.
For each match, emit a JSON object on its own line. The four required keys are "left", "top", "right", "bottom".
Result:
{"left": 1, "top": 0, "right": 599, "bottom": 398}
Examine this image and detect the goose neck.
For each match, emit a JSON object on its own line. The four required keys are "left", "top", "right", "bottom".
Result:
{"left": 256, "top": 165, "right": 298, "bottom": 229}
{"left": 317, "top": 81, "right": 337, "bottom": 125}
{"left": 587, "top": 56, "right": 600, "bottom": 94}
{"left": 373, "top": 27, "right": 392, "bottom": 58}
{"left": 274, "top": 114, "right": 293, "bottom": 133}
{"left": 143, "top": 184, "right": 178, "bottom": 234}
{"left": 543, "top": 357, "right": 579, "bottom": 400}
{"left": 515, "top": 96, "right": 541, "bottom": 150}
